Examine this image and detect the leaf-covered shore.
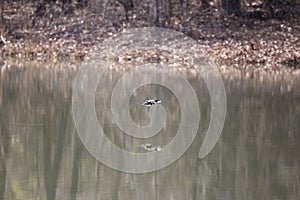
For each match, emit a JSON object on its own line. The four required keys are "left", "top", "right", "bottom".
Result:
{"left": 0, "top": 0, "right": 299, "bottom": 73}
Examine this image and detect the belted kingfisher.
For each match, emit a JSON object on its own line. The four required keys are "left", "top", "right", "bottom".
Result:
{"left": 140, "top": 143, "right": 162, "bottom": 152}
{"left": 141, "top": 99, "right": 161, "bottom": 107}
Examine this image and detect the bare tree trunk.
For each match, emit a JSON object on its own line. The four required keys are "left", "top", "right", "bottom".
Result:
{"left": 201, "top": 0, "right": 211, "bottom": 8}
{"left": 62, "top": 0, "right": 74, "bottom": 14}
{"left": 154, "top": 0, "right": 159, "bottom": 26}
{"left": 0, "top": 0, "right": 6, "bottom": 44}
{"left": 222, "top": 0, "right": 240, "bottom": 14}
{"left": 116, "top": 0, "right": 134, "bottom": 21}
{"left": 76, "top": 0, "right": 87, "bottom": 8}
{"left": 0, "top": 0, "right": 4, "bottom": 29}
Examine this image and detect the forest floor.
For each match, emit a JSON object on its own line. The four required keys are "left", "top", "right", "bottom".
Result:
{"left": 0, "top": 1, "right": 300, "bottom": 74}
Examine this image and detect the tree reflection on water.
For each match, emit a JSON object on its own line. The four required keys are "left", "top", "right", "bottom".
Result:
{"left": 0, "top": 63, "right": 299, "bottom": 200}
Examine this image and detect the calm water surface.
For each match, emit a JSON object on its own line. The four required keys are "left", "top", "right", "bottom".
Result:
{"left": 0, "top": 64, "right": 299, "bottom": 200}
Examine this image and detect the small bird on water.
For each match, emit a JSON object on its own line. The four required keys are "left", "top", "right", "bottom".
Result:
{"left": 116, "top": 0, "right": 134, "bottom": 20}
{"left": 141, "top": 99, "right": 161, "bottom": 107}
{"left": 140, "top": 143, "right": 162, "bottom": 152}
